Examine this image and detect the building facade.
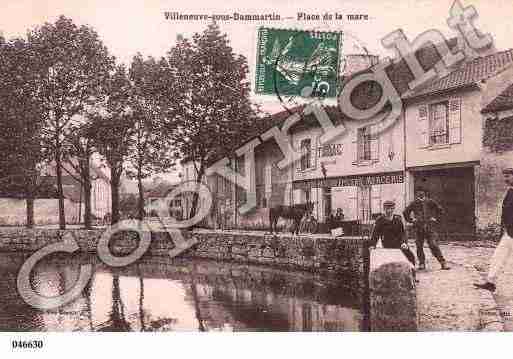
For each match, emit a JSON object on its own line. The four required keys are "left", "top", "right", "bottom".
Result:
{"left": 290, "top": 109, "right": 406, "bottom": 226}
{"left": 183, "top": 47, "right": 513, "bottom": 239}
{"left": 479, "top": 81, "right": 513, "bottom": 236}
{"left": 404, "top": 50, "right": 513, "bottom": 239}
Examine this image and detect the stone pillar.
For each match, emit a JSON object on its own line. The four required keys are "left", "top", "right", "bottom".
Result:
{"left": 369, "top": 248, "right": 417, "bottom": 331}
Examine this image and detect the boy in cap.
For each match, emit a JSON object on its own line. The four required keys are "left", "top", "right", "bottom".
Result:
{"left": 370, "top": 200, "right": 416, "bottom": 266}
{"left": 403, "top": 187, "right": 450, "bottom": 270}
{"left": 475, "top": 167, "right": 513, "bottom": 292}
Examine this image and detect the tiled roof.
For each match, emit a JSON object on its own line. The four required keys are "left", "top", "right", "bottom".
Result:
{"left": 44, "top": 161, "right": 110, "bottom": 182}
{"left": 482, "top": 82, "right": 513, "bottom": 113}
{"left": 41, "top": 175, "right": 83, "bottom": 202}
{"left": 204, "top": 105, "right": 347, "bottom": 167}
{"left": 204, "top": 42, "right": 513, "bottom": 166}
{"left": 406, "top": 49, "right": 513, "bottom": 98}
{"left": 388, "top": 38, "right": 460, "bottom": 97}
{"left": 226, "top": 39, "right": 461, "bottom": 152}
{"left": 145, "top": 181, "right": 179, "bottom": 198}
{"left": 341, "top": 38, "right": 460, "bottom": 106}
{"left": 62, "top": 184, "right": 82, "bottom": 202}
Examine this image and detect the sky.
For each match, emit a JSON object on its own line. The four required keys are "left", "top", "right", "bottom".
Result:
{"left": 2, "top": 0, "right": 512, "bottom": 185}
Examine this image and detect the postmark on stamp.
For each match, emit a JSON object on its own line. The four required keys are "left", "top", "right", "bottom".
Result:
{"left": 255, "top": 27, "right": 342, "bottom": 99}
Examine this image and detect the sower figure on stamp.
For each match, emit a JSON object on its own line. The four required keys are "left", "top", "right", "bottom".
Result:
{"left": 474, "top": 168, "right": 513, "bottom": 292}
{"left": 370, "top": 200, "right": 416, "bottom": 266}
{"left": 403, "top": 187, "right": 451, "bottom": 270}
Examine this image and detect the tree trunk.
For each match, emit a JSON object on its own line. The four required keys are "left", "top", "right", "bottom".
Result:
{"left": 81, "top": 153, "right": 93, "bottom": 229}
{"left": 78, "top": 183, "right": 82, "bottom": 223}
{"left": 190, "top": 263, "right": 205, "bottom": 331}
{"left": 189, "top": 164, "right": 205, "bottom": 221}
{"left": 111, "top": 174, "right": 121, "bottom": 225}
{"left": 55, "top": 143, "right": 66, "bottom": 229}
{"left": 137, "top": 167, "right": 144, "bottom": 221}
{"left": 84, "top": 178, "right": 92, "bottom": 229}
{"left": 137, "top": 265, "right": 145, "bottom": 331}
{"left": 26, "top": 196, "right": 35, "bottom": 228}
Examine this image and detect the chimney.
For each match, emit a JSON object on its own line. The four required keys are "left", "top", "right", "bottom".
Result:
{"left": 341, "top": 54, "right": 379, "bottom": 78}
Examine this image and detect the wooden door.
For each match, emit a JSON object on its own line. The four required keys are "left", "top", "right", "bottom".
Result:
{"left": 415, "top": 167, "right": 475, "bottom": 240}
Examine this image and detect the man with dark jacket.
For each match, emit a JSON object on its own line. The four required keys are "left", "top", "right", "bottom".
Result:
{"left": 370, "top": 200, "right": 416, "bottom": 265}
{"left": 475, "top": 168, "right": 513, "bottom": 292}
{"left": 403, "top": 187, "right": 450, "bottom": 270}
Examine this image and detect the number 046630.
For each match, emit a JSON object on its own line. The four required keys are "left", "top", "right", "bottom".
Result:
{"left": 11, "top": 340, "right": 43, "bottom": 349}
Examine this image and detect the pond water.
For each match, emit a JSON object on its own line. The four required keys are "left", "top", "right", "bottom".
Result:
{"left": 0, "top": 253, "right": 363, "bottom": 331}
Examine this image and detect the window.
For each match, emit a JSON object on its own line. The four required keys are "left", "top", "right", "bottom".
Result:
{"left": 300, "top": 138, "right": 312, "bottom": 171}
{"left": 220, "top": 176, "right": 226, "bottom": 194}
{"left": 429, "top": 102, "right": 449, "bottom": 145}
{"left": 323, "top": 187, "right": 332, "bottom": 219}
{"left": 256, "top": 185, "right": 267, "bottom": 208}
{"left": 357, "top": 127, "right": 372, "bottom": 161}
{"left": 264, "top": 164, "right": 272, "bottom": 207}
{"left": 305, "top": 188, "right": 311, "bottom": 203}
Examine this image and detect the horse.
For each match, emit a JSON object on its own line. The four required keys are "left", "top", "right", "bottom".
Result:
{"left": 269, "top": 202, "right": 315, "bottom": 235}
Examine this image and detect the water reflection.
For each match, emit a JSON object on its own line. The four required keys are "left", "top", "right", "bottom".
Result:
{"left": 0, "top": 253, "right": 362, "bottom": 332}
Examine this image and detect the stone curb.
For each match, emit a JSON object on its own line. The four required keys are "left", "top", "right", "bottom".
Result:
{"left": 413, "top": 242, "right": 503, "bottom": 331}
{"left": 466, "top": 265, "right": 504, "bottom": 331}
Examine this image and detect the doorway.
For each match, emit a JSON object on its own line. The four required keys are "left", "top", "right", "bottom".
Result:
{"left": 323, "top": 187, "right": 332, "bottom": 222}
{"left": 414, "top": 166, "right": 476, "bottom": 240}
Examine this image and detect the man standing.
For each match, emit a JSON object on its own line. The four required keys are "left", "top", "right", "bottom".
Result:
{"left": 403, "top": 187, "right": 451, "bottom": 270}
{"left": 474, "top": 168, "right": 513, "bottom": 292}
{"left": 370, "top": 201, "right": 416, "bottom": 266}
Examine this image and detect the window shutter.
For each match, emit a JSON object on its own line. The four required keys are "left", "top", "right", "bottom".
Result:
{"left": 296, "top": 142, "right": 302, "bottom": 172}
{"left": 264, "top": 164, "right": 272, "bottom": 194}
{"left": 417, "top": 104, "right": 429, "bottom": 147}
{"left": 293, "top": 189, "right": 302, "bottom": 205}
{"left": 449, "top": 98, "right": 462, "bottom": 144}
{"left": 359, "top": 186, "right": 364, "bottom": 222}
{"left": 353, "top": 131, "right": 359, "bottom": 164}
{"left": 311, "top": 137, "right": 318, "bottom": 169}
{"left": 371, "top": 185, "right": 381, "bottom": 217}
{"left": 370, "top": 125, "right": 380, "bottom": 161}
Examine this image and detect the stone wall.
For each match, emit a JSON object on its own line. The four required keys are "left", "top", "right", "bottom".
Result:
{"left": 476, "top": 146, "right": 513, "bottom": 238}
{"left": 369, "top": 248, "right": 417, "bottom": 331}
{"left": 0, "top": 228, "right": 366, "bottom": 293}
{"left": 0, "top": 198, "right": 82, "bottom": 226}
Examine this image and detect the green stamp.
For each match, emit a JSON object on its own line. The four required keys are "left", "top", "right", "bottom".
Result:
{"left": 255, "top": 27, "right": 342, "bottom": 98}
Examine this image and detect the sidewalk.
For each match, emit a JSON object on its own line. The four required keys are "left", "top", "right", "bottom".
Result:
{"left": 413, "top": 242, "right": 503, "bottom": 331}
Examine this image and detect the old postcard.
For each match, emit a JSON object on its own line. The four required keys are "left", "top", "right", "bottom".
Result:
{"left": 0, "top": 0, "right": 513, "bottom": 353}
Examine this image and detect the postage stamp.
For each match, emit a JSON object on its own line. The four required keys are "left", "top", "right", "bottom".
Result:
{"left": 255, "top": 27, "right": 342, "bottom": 99}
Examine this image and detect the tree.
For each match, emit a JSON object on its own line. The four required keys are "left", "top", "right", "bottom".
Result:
{"left": 119, "top": 193, "right": 138, "bottom": 218}
{"left": 28, "top": 15, "right": 115, "bottom": 229}
{"left": 91, "top": 65, "right": 135, "bottom": 225}
{"left": 127, "top": 54, "right": 176, "bottom": 220}
{"left": 61, "top": 120, "right": 98, "bottom": 229}
{"left": 163, "top": 23, "right": 260, "bottom": 219}
{"left": 0, "top": 38, "right": 49, "bottom": 228}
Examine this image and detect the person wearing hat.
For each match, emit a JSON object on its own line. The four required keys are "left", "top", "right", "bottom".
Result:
{"left": 370, "top": 200, "right": 416, "bottom": 265}
{"left": 403, "top": 187, "right": 450, "bottom": 270}
{"left": 475, "top": 167, "right": 513, "bottom": 292}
